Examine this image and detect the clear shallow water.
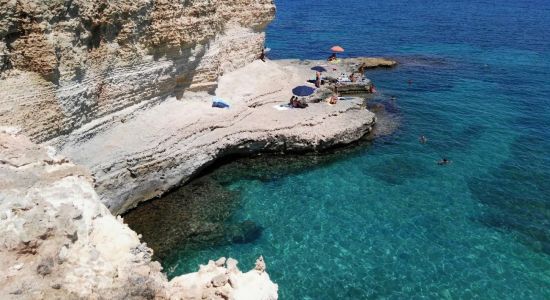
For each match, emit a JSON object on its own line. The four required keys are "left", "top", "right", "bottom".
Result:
{"left": 155, "top": 0, "right": 550, "bottom": 298}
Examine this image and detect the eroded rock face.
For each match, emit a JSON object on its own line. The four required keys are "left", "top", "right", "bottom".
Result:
{"left": 0, "top": 0, "right": 275, "bottom": 142}
{"left": 55, "top": 60, "right": 376, "bottom": 215}
{"left": 0, "top": 128, "right": 278, "bottom": 299}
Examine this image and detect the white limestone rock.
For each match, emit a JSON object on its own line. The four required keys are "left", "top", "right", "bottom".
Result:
{"left": 0, "top": 130, "right": 278, "bottom": 299}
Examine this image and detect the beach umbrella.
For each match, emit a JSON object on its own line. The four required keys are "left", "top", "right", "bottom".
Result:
{"left": 311, "top": 66, "right": 328, "bottom": 72}
{"left": 292, "top": 86, "right": 316, "bottom": 96}
{"left": 331, "top": 45, "right": 345, "bottom": 53}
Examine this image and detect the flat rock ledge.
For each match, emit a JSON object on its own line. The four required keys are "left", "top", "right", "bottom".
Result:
{"left": 0, "top": 128, "right": 278, "bottom": 300}
{"left": 349, "top": 57, "right": 398, "bottom": 69}
{"left": 53, "top": 59, "right": 377, "bottom": 215}
{"left": 0, "top": 58, "right": 384, "bottom": 299}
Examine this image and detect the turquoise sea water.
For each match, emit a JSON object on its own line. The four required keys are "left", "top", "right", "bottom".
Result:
{"left": 158, "top": 0, "right": 550, "bottom": 298}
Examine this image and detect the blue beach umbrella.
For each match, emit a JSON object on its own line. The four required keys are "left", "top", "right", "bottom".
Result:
{"left": 311, "top": 66, "right": 328, "bottom": 72}
{"left": 292, "top": 86, "right": 316, "bottom": 96}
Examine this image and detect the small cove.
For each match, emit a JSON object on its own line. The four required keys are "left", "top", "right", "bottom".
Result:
{"left": 123, "top": 105, "right": 392, "bottom": 262}
{"left": 125, "top": 0, "right": 550, "bottom": 298}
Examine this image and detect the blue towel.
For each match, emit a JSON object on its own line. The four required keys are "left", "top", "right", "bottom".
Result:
{"left": 212, "top": 97, "right": 230, "bottom": 109}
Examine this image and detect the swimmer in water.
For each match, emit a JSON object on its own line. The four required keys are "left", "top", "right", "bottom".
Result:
{"left": 419, "top": 135, "right": 428, "bottom": 144}
{"left": 438, "top": 158, "right": 451, "bottom": 165}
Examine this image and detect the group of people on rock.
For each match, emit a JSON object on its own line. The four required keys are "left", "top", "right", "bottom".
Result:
{"left": 263, "top": 47, "right": 452, "bottom": 166}
{"left": 289, "top": 96, "right": 309, "bottom": 108}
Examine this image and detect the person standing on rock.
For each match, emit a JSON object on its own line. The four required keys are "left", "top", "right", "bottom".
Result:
{"left": 315, "top": 71, "right": 321, "bottom": 88}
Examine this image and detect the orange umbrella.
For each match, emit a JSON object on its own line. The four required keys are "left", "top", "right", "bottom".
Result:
{"left": 331, "top": 45, "right": 345, "bottom": 53}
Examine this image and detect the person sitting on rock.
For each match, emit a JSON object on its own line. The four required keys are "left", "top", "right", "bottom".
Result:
{"left": 290, "top": 96, "right": 301, "bottom": 108}
{"left": 291, "top": 97, "right": 308, "bottom": 109}
{"left": 289, "top": 96, "right": 297, "bottom": 106}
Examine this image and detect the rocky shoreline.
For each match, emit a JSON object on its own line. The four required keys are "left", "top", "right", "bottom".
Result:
{"left": 0, "top": 57, "right": 394, "bottom": 298}
{"left": 0, "top": 129, "right": 278, "bottom": 299}
{"left": 0, "top": 1, "right": 399, "bottom": 298}
{"left": 0, "top": 57, "right": 396, "bottom": 299}
{"left": 54, "top": 58, "right": 383, "bottom": 215}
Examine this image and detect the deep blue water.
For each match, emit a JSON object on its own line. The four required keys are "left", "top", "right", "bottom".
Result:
{"left": 163, "top": 0, "right": 550, "bottom": 298}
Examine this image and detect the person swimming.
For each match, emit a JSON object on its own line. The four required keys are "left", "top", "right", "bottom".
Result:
{"left": 438, "top": 158, "right": 451, "bottom": 165}
{"left": 419, "top": 135, "right": 428, "bottom": 144}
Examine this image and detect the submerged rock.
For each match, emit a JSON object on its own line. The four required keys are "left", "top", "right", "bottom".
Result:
{"left": 124, "top": 175, "right": 265, "bottom": 260}
{"left": 228, "top": 221, "right": 264, "bottom": 244}
{"left": 123, "top": 176, "right": 242, "bottom": 259}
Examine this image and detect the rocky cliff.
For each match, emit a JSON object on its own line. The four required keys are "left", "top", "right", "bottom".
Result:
{"left": 0, "top": 0, "right": 275, "bottom": 142}
{"left": 0, "top": 2, "right": 382, "bottom": 298}
{"left": 0, "top": 0, "right": 378, "bottom": 216}
{"left": 0, "top": 1, "right": 283, "bottom": 298}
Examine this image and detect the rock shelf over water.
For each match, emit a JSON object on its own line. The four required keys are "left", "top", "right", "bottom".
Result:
{"left": 0, "top": 57, "right": 388, "bottom": 298}
{"left": 56, "top": 59, "right": 378, "bottom": 215}
{"left": 0, "top": 55, "right": 392, "bottom": 298}
{"left": 0, "top": 0, "right": 396, "bottom": 298}
{"left": 0, "top": 1, "right": 402, "bottom": 297}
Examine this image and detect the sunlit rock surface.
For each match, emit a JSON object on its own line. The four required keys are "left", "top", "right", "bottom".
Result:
{"left": 0, "top": 128, "right": 278, "bottom": 299}
{"left": 56, "top": 60, "right": 376, "bottom": 214}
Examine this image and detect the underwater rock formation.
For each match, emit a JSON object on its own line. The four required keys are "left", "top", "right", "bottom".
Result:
{"left": 123, "top": 176, "right": 264, "bottom": 260}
